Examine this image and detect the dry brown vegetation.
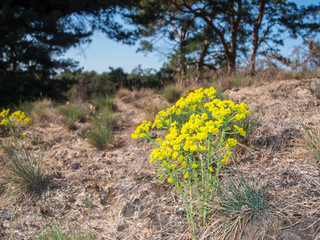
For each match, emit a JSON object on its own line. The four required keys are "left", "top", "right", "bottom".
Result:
{"left": 1, "top": 77, "right": 320, "bottom": 239}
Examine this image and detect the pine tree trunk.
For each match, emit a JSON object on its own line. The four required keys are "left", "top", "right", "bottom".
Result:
{"left": 249, "top": 1, "right": 266, "bottom": 75}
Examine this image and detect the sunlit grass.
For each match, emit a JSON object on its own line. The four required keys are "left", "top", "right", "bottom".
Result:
{"left": 58, "top": 104, "right": 87, "bottom": 130}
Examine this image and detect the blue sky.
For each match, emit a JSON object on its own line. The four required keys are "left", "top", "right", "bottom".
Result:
{"left": 63, "top": 0, "right": 319, "bottom": 73}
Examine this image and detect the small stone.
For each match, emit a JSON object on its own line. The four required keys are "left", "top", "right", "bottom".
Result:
{"left": 129, "top": 195, "right": 138, "bottom": 203}
{"left": 104, "top": 160, "right": 112, "bottom": 165}
{"left": 75, "top": 201, "right": 83, "bottom": 207}
{"left": 64, "top": 204, "right": 72, "bottom": 211}
{"left": 117, "top": 225, "right": 126, "bottom": 232}
{"left": 70, "top": 162, "right": 80, "bottom": 170}
{"left": 67, "top": 196, "right": 76, "bottom": 203}
{"left": 175, "top": 206, "right": 185, "bottom": 215}
{"left": 3, "top": 220, "right": 10, "bottom": 228}
{"left": 101, "top": 152, "right": 107, "bottom": 158}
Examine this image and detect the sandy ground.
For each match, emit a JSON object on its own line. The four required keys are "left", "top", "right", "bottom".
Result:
{"left": 1, "top": 78, "right": 320, "bottom": 240}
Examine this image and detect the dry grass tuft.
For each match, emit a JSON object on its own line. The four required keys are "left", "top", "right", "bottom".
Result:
{"left": 115, "top": 88, "right": 132, "bottom": 99}
{"left": 133, "top": 95, "right": 169, "bottom": 122}
{"left": 29, "top": 98, "right": 55, "bottom": 124}
{"left": 163, "top": 84, "right": 182, "bottom": 103}
{"left": 116, "top": 88, "right": 155, "bottom": 103}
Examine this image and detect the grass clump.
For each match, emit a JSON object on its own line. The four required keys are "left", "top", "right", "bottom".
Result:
{"left": 208, "top": 172, "right": 267, "bottom": 239}
{"left": 90, "top": 96, "right": 118, "bottom": 112}
{"left": 92, "top": 108, "right": 117, "bottom": 129}
{"left": 288, "top": 108, "right": 320, "bottom": 164}
{"left": 0, "top": 148, "right": 44, "bottom": 196}
{"left": 163, "top": 84, "right": 182, "bottom": 103}
{"left": 37, "top": 222, "right": 92, "bottom": 240}
{"left": 32, "top": 98, "right": 54, "bottom": 121}
{"left": 16, "top": 101, "right": 34, "bottom": 116}
{"left": 87, "top": 126, "right": 113, "bottom": 150}
{"left": 87, "top": 107, "right": 117, "bottom": 150}
{"left": 314, "top": 82, "right": 320, "bottom": 99}
{"left": 213, "top": 173, "right": 267, "bottom": 219}
{"left": 58, "top": 104, "right": 87, "bottom": 130}
{"left": 0, "top": 109, "right": 46, "bottom": 199}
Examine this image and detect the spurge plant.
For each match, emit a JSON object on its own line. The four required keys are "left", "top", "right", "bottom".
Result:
{"left": 132, "top": 87, "right": 250, "bottom": 235}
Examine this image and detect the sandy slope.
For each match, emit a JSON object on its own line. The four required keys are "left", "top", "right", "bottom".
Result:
{"left": 1, "top": 78, "right": 320, "bottom": 240}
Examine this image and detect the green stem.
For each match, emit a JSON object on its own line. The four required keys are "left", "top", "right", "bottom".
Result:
{"left": 175, "top": 179, "right": 196, "bottom": 238}
{"left": 214, "top": 131, "right": 226, "bottom": 189}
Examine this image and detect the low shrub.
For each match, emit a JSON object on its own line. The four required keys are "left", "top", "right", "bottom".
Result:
{"left": 15, "top": 101, "right": 33, "bottom": 116}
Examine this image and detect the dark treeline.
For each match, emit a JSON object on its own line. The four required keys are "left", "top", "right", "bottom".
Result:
{"left": 0, "top": 0, "right": 319, "bottom": 106}
{"left": 55, "top": 66, "right": 171, "bottom": 102}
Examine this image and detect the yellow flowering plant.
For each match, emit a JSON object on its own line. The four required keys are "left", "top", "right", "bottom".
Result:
{"left": 0, "top": 109, "right": 31, "bottom": 140}
{"left": 132, "top": 87, "right": 250, "bottom": 234}
{"left": 0, "top": 109, "right": 44, "bottom": 197}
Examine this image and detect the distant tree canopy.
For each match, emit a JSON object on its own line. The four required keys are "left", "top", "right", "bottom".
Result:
{"left": 0, "top": 0, "right": 136, "bottom": 105}
{"left": 132, "top": 0, "right": 320, "bottom": 81}
{"left": 0, "top": 0, "right": 319, "bottom": 105}
{"left": 57, "top": 66, "right": 164, "bottom": 102}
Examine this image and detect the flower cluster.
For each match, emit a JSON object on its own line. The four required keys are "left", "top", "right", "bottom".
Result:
{"left": 0, "top": 109, "right": 31, "bottom": 140}
{"left": 131, "top": 120, "right": 151, "bottom": 139}
{"left": 0, "top": 109, "right": 31, "bottom": 128}
{"left": 133, "top": 87, "right": 250, "bottom": 186}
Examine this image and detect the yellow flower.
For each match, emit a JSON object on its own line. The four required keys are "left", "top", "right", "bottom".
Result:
{"left": 178, "top": 155, "right": 184, "bottom": 162}
{"left": 226, "top": 138, "right": 238, "bottom": 149}
{"left": 0, "top": 118, "right": 8, "bottom": 127}
{"left": 199, "top": 146, "right": 206, "bottom": 151}
{"left": 132, "top": 120, "right": 151, "bottom": 139}
{"left": 192, "top": 163, "right": 198, "bottom": 169}
{"left": 0, "top": 109, "right": 10, "bottom": 118}
{"left": 168, "top": 177, "right": 173, "bottom": 183}
{"left": 171, "top": 164, "right": 177, "bottom": 171}
{"left": 172, "top": 151, "right": 179, "bottom": 159}
{"left": 221, "top": 155, "right": 228, "bottom": 163}
{"left": 22, "top": 132, "right": 28, "bottom": 137}
{"left": 208, "top": 167, "right": 214, "bottom": 172}
{"left": 24, "top": 117, "right": 31, "bottom": 125}
{"left": 234, "top": 125, "right": 246, "bottom": 136}
{"left": 184, "top": 172, "right": 189, "bottom": 178}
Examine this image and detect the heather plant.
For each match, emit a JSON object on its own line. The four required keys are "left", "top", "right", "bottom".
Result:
{"left": 132, "top": 87, "right": 250, "bottom": 236}
{"left": 0, "top": 109, "right": 45, "bottom": 198}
